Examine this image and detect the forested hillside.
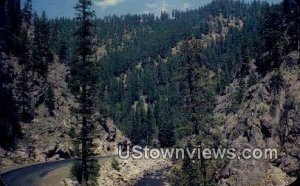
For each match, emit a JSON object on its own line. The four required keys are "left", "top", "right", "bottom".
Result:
{"left": 0, "top": 0, "right": 299, "bottom": 185}
{"left": 49, "top": 0, "right": 272, "bottom": 147}
{"left": 50, "top": 0, "right": 299, "bottom": 184}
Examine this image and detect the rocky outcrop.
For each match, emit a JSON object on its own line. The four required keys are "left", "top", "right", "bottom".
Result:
{"left": 215, "top": 51, "right": 300, "bottom": 185}
{"left": 97, "top": 157, "right": 172, "bottom": 186}
{"left": 0, "top": 60, "right": 128, "bottom": 169}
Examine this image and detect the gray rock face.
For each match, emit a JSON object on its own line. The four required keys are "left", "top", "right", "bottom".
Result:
{"left": 216, "top": 52, "right": 300, "bottom": 185}
{"left": 277, "top": 103, "right": 300, "bottom": 177}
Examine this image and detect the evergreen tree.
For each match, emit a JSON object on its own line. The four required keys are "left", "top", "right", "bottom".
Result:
{"left": 33, "top": 11, "right": 53, "bottom": 76}
{"left": 144, "top": 108, "right": 155, "bottom": 145}
{"left": 156, "top": 98, "right": 176, "bottom": 147}
{"left": 59, "top": 40, "right": 68, "bottom": 63}
{"left": 70, "top": 0, "right": 100, "bottom": 185}
{"left": 0, "top": 0, "right": 21, "bottom": 54}
{"left": 230, "top": 79, "right": 247, "bottom": 112}
{"left": 45, "top": 83, "right": 55, "bottom": 116}
{"left": 270, "top": 70, "right": 284, "bottom": 93}
{"left": 181, "top": 142, "right": 203, "bottom": 186}
{"left": 158, "top": 117, "right": 175, "bottom": 147}
{"left": 174, "top": 39, "right": 217, "bottom": 185}
{"left": 15, "top": 68, "right": 33, "bottom": 122}
{"left": 126, "top": 70, "right": 141, "bottom": 104}
{"left": 176, "top": 39, "right": 214, "bottom": 136}
{"left": 15, "top": 0, "right": 34, "bottom": 123}
{"left": 0, "top": 55, "right": 21, "bottom": 148}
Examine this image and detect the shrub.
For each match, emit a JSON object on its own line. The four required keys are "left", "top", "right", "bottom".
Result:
{"left": 111, "top": 158, "right": 120, "bottom": 171}
{"left": 71, "top": 161, "right": 82, "bottom": 183}
{"left": 270, "top": 71, "right": 284, "bottom": 93}
{"left": 68, "top": 127, "right": 76, "bottom": 139}
{"left": 70, "top": 161, "right": 100, "bottom": 185}
{"left": 88, "top": 161, "right": 101, "bottom": 186}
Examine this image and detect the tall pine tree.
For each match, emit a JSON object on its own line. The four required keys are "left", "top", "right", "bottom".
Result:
{"left": 33, "top": 11, "right": 53, "bottom": 77}
{"left": 15, "top": 0, "right": 34, "bottom": 123}
{"left": 70, "top": 0, "right": 100, "bottom": 185}
{"left": 174, "top": 39, "right": 217, "bottom": 185}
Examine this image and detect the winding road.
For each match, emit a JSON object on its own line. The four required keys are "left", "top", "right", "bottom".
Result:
{"left": 0, "top": 155, "right": 117, "bottom": 186}
{"left": 0, "top": 159, "right": 73, "bottom": 186}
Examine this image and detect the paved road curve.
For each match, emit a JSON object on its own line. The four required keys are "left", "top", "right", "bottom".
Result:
{"left": 0, "top": 155, "right": 117, "bottom": 186}
{"left": 0, "top": 160, "right": 73, "bottom": 186}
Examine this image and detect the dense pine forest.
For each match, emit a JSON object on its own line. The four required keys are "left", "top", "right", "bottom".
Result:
{"left": 48, "top": 0, "right": 270, "bottom": 145}
{"left": 48, "top": 0, "right": 297, "bottom": 147}
{"left": 0, "top": 0, "right": 299, "bottom": 185}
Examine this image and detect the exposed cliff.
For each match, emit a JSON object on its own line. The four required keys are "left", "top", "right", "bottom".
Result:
{"left": 0, "top": 56, "right": 128, "bottom": 169}
{"left": 215, "top": 51, "right": 300, "bottom": 185}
